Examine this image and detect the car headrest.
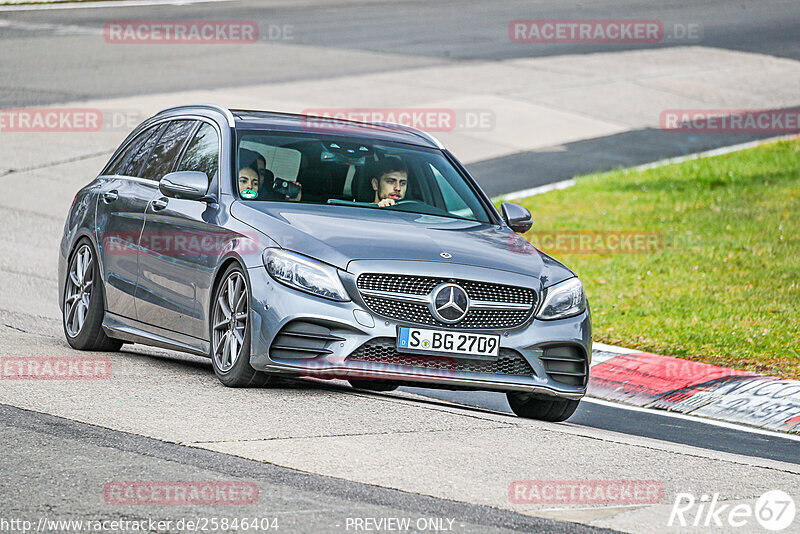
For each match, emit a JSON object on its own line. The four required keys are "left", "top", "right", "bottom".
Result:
{"left": 239, "top": 148, "right": 260, "bottom": 170}
{"left": 353, "top": 163, "right": 378, "bottom": 203}
{"left": 256, "top": 169, "right": 275, "bottom": 200}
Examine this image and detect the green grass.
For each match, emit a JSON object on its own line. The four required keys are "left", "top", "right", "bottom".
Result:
{"left": 505, "top": 139, "right": 800, "bottom": 379}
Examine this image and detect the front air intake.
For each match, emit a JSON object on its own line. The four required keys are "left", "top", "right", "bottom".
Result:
{"left": 540, "top": 345, "right": 588, "bottom": 386}
{"left": 269, "top": 321, "right": 344, "bottom": 360}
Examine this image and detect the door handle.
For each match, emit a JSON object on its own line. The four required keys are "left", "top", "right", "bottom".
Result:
{"left": 151, "top": 198, "right": 169, "bottom": 211}
{"left": 101, "top": 190, "right": 118, "bottom": 203}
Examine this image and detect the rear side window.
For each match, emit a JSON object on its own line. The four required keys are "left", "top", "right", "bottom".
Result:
{"left": 140, "top": 120, "right": 197, "bottom": 181}
{"left": 178, "top": 123, "right": 219, "bottom": 179}
{"left": 104, "top": 124, "right": 163, "bottom": 176}
{"left": 123, "top": 123, "right": 166, "bottom": 177}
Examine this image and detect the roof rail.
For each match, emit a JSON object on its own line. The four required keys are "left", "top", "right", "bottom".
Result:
{"left": 371, "top": 121, "right": 445, "bottom": 149}
{"left": 156, "top": 104, "right": 235, "bottom": 128}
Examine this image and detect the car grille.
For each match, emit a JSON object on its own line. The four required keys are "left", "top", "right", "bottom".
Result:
{"left": 347, "top": 338, "right": 535, "bottom": 377}
{"left": 539, "top": 345, "right": 588, "bottom": 386}
{"left": 357, "top": 274, "right": 536, "bottom": 330}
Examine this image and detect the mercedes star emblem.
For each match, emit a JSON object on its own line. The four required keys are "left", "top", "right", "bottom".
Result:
{"left": 431, "top": 283, "right": 469, "bottom": 323}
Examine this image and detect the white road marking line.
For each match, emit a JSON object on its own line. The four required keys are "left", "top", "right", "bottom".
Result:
{"left": 590, "top": 343, "right": 639, "bottom": 366}
{"left": 592, "top": 342, "right": 638, "bottom": 355}
{"left": 493, "top": 179, "right": 574, "bottom": 202}
{"left": 588, "top": 351, "right": 618, "bottom": 366}
{"left": 534, "top": 504, "right": 646, "bottom": 513}
{"left": 493, "top": 134, "right": 799, "bottom": 201}
{"left": 582, "top": 396, "right": 800, "bottom": 442}
{"left": 0, "top": 0, "right": 237, "bottom": 12}
{"left": 0, "top": 17, "right": 101, "bottom": 35}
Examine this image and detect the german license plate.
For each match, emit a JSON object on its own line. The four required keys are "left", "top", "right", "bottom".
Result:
{"left": 397, "top": 327, "right": 500, "bottom": 357}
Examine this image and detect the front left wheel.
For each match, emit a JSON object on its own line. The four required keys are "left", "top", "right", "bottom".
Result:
{"left": 506, "top": 392, "right": 580, "bottom": 422}
{"left": 210, "top": 264, "right": 272, "bottom": 387}
{"left": 62, "top": 240, "right": 122, "bottom": 351}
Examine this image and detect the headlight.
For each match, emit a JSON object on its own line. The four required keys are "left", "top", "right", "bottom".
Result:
{"left": 263, "top": 248, "right": 349, "bottom": 302}
{"left": 535, "top": 277, "right": 586, "bottom": 320}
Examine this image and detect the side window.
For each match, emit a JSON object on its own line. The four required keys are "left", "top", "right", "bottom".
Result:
{"left": 104, "top": 124, "right": 161, "bottom": 176}
{"left": 178, "top": 123, "right": 219, "bottom": 180}
{"left": 140, "top": 120, "right": 197, "bottom": 181}
{"left": 121, "top": 123, "right": 166, "bottom": 177}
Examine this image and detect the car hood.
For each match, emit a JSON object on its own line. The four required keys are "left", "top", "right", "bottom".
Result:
{"left": 230, "top": 202, "right": 574, "bottom": 285}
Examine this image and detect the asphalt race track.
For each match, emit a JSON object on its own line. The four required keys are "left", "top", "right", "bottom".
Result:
{"left": 1, "top": 1, "right": 799, "bottom": 533}
{"left": 3, "top": 0, "right": 800, "bottom": 193}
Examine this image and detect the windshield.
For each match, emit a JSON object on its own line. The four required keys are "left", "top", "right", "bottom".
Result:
{"left": 235, "top": 131, "right": 492, "bottom": 223}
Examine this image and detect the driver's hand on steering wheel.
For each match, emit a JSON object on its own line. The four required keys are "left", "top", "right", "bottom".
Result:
{"left": 376, "top": 198, "right": 396, "bottom": 207}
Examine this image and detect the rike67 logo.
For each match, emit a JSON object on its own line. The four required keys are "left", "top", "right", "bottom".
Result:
{"left": 669, "top": 490, "right": 796, "bottom": 531}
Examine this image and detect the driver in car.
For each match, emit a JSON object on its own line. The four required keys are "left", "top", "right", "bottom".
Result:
{"left": 371, "top": 156, "right": 408, "bottom": 207}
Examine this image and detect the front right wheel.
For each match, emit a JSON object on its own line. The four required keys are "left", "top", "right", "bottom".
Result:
{"left": 210, "top": 264, "right": 271, "bottom": 387}
{"left": 506, "top": 392, "right": 580, "bottom": 422}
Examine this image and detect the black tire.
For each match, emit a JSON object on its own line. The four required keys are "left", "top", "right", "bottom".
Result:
{"left": 348, "top": 379, "right": 398, "bottom": 392}
{"left": 210, "top": 263, "right": 271, "bottom": 387}
{"left": 62, "top": 239, "right": 122, "bottom": 352}
{"left": 506, "top": 392, "right": 580, "bottom": 422}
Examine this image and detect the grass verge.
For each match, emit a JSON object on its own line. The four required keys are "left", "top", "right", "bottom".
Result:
{"left": 508, "top": 139, "right": 800, "bottom": 379}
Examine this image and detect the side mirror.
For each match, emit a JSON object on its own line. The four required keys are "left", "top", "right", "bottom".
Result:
{"left": 159, "top": 171, "right": 210, "bottom": 201}
{"left": 501, "top": 202, "right": 533, "bottom": 233}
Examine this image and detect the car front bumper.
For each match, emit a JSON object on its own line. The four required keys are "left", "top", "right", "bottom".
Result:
{"left": 246, "top": 262, "right": 590, "bottom": 400}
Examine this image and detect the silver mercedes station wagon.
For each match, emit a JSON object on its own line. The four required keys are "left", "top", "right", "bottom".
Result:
{"left": 59, "top": 104, "right": 591, "bottom": 421}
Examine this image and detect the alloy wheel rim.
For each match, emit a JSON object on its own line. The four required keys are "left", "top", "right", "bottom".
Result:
{"left": 212, "top": 271, "right": 248, "bottom": 373}
{"left": 64, "top": 245, "right": 93, "bottom": 338}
